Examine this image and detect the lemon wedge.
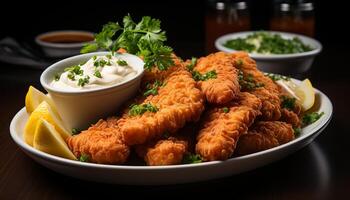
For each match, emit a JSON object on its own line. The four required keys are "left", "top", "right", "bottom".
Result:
{"left": 25, "top": 86, "right": 59, "bottom": 117}
{"left": 24, "top": 101, "right": 71, "bottom": 146}
{"left": 33, "top": 119, "right": 76, "bottom": 160}
{"left": 277, "top": 78, "right": 315, "bottom": 111}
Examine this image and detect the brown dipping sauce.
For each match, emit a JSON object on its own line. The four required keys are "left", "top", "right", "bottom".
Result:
{"left": 39, "top": 32, "right": 94, "bottom": 44}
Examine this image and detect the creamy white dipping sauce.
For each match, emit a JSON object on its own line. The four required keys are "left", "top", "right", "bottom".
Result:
{"left": 51, "top": 54, "right": 137, "bottom": 90}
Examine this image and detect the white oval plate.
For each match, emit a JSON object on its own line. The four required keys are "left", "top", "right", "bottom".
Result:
{"left": 10, "top": 79, "right": 332, "bottom": 185}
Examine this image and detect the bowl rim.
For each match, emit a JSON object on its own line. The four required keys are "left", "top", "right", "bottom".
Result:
{"left": 35, "top": 30, "right": 95, "bottom": 48}
{"left": 215, "top": 31, "right": 322, "bottom": 59}
{"left": 40, "top": 51, "right": 145, "bottom": 95}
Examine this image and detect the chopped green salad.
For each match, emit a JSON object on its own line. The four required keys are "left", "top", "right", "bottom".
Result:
{"left": 223, "top": 32, "right": 313, "bottom": 54}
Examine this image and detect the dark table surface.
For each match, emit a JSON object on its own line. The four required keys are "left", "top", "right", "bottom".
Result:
{"left": 1, "top": 2, "right": 350, "bottom": 199}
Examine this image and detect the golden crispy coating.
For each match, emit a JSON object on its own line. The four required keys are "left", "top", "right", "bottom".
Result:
{"left": 236, "top": 121, "right": 295, "bottom": 156}
{"left": 66, "top": 117, "right": 130, "bottom": 164}
{"left": 119, "top": 60, "right": 205, "bottom": 145}
{"left": 194, "top": 52, "right": 240, "bottom": 104}
{"left": 232, "top": 52, "right": 281, "bottom": 121}
{"left": 280, "top": 108, "right": 301, "bottom": 128}
{"left": 195, "top": 92, "right": 262, "bottom": 161}
{"left": 135, "top": 137, "right": 188, "bottom": 166}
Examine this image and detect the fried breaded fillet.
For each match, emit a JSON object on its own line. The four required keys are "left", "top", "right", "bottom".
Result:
{"left": 119, "top": 60, "right": 205, "bottom": 145}
{"left": 135, "top": 136, "right": 188, "bottom": 166}
{"left": 280, "top": 108, "right": 301, "bottom": 128}
{"left": 195, "top": 92, "right": 262, "bottom": 161}
{"left": 66, "top": 117, "right": 130, "bottom": 164}
{"left": 232, "top": 52, "right": 281, "bottom": 121}
{"left": 236, "top": 121, "right": 294, "bottom": 156}
{"left": 194, "top": 52, "right": 240, "bottom": 104}
{"left": 67, "top": 57, "right": 204, "bottom": 164}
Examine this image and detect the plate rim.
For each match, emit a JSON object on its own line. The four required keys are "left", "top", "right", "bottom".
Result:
{"left": 9, "top": 80, "right": 333, "bottom": 171}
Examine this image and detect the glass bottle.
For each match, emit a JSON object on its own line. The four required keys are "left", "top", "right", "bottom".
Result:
{"left": 205, "top": 0, "right": 251, "bottom": 53}
{"left": 270, "top": 0, "right": 315, "bottom": 37}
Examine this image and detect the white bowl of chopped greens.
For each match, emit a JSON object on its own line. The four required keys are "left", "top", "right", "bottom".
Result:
{"left": 215, "top": 31, "right": 322, "bottom": 74}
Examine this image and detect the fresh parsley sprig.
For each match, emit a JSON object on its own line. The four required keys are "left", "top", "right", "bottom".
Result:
{"left": 302, "top": 112, "right": 324, "bottom": 126}
{"left": 81, "top": 15, "right": 174, "bottom": 71}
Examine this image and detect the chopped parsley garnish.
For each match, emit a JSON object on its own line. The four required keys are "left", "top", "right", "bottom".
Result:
{"left": 143, "top": 80, "right": 164, "bottom": 96}
{"left": 302, "top": 112, "right": 324, "bottom": 126}
{"left": 222, "top": 107, "right": 229, "bottom": 113}
{"left": 77, "top": 76, "right": 90, "bottom": 87}
{"left": 238, "top": 70, "right": 264, "bottom": 90}
{"left": 192, "top": 70, "right": 217, "bottom": 81}
{"left": 71, "top": 128, "right": 80, "bottom": 135}
{"left": 81, "top": 15, "right": 174, "bottom": 71}
{"left": 281, "top": 96, "right": 296, "bottom": 110}
{"left": 117, "top": 59, "right": 128, "bottom": 66}
{"left": 235, "top": 59, "right": 243, "bottom": 68}
{"left": 79, "top": 154, "right": 89, "bottom": 162}
{"left": 128, "top": 103, "right": 158, "bottom": 116}
{"left": 94, "top": 70, "right": 102, "bottom": 78}
{"left": 94, "top": 59, "right": 109, "bottom": 67}
{"left": 64, "top": 65, "right": 83, "bottom": 81}
{"left": 186, "top": 57, "right": 197, "bottom": 71}
{"left": 182, "top": 153, "right": 202, "bottom": 164}
{"left": 265, "top": 73, "right": 291, "bottom": 81}
{"left": 92, "top": 55, "right": 97, "bottom": 60}
{"left": 54, "top": 74, "right": 61, "bottom": 81}
{"left": 106, "top": 54, "right": 112, "bottom": 59}
{"left": 223, "top": 31, "right": 313, "bottom": 54}
{"left": 293, "top": 127, "right": 301, "bottom": 136}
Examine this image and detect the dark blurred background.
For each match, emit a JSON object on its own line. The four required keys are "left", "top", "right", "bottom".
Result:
{"left": 0, "top": 0, "right": 349, "bottom": 81}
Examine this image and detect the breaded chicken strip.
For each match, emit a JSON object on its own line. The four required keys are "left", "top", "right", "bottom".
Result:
{"left": 120, "top": 61, "right": 205, "bottom": 145}
{"left": 280, "top": 108, "right": 301, "bottom": 128}
{"left": 135, "top": 136, "right": 188, "bottom": 166}
{"left": 66, "top": 117, "right": 130, "bottom": 164}
{"left": 236, "top": 121, "right": 294, "bottom": 156}
{"left": 194, "top": 52, "right": 240, "bottom": 104}
{"left": 232, "top": 52, "right": 281, "bottom": 121}
{"left": 195, "top": 92, "right": 262, "bottom": 161}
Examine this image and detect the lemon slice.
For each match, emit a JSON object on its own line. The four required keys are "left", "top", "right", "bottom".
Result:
{"left": 24, "top": 101, "right": 71, "bottom": 146}
{"left": 25, "top": 86, "right": 59, "bottom": 117}
{"left": 277, "top": 78, "right": 315, "bottom": 111}
{"left": 33, "top": 119, "right": 76, "bottom": 160}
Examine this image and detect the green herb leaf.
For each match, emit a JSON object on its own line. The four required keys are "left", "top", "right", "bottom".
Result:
{"left": 281, "top": 96, "right": 296, "bottom": 110}
{"left": 79, "top": 154, "right": 89, "bottom": 162}
{"left": 222, "top": 107, "right": 229, "bottom": 113}
{"left": 293, "top": 127, "right": 301, "bottom": 136}
{"left": 192, "top": 70, "right": 217, "bottom": 81}
{"left": 143, "top": 80, "right": 163, "bottom": 96}
{"left": 54, "top": 74, "right": 61, "bottom": 81}
{"left": 81, "top": 15, "right": 174, "bottom": 71}
{"left": 265, "top": 73, "right": 291, "bottom": 81}
{"left": 238, "top": 70, "right": 264, "bottom": 90}
{"left": 117, "top": 59, "right": 128, "bottom": 66}
{"left": 71, "top": 128, "right": 80, "bottom": 135}
{"left": 302, "top": 112, "right": 324, "bottom": 126}
{"left": 223, "top": 31, "right": 313, "bottom": 54}
{"left": 106, "top": 54, "right": 112, "bottom": 59}
{"left": 187, "top": 57, "right": 197, "bottom": 71}
{"left": 182, "top": 153, "right": 202, "bottom": 164}
{"left": 129, "top": 103, "right": 158, "bottom": 116}
{"left": 78, "top": 76, "right": 90, "bottom": 87}
{"left": 94, "top": 70, "right": 102, "bottom": 78}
